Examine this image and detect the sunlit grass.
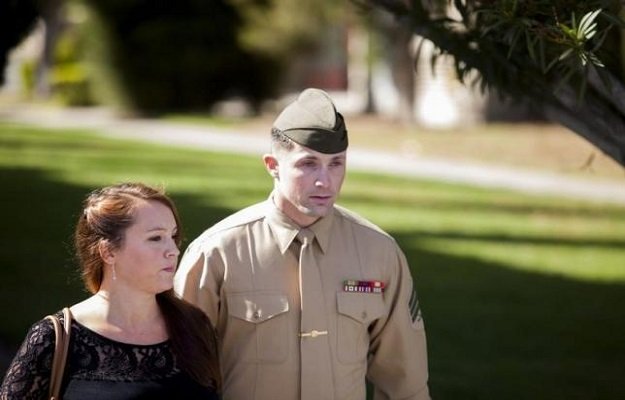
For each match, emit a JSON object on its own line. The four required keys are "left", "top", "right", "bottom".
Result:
{"left": 342, "top": 171, "right": 625, "bottom": 283}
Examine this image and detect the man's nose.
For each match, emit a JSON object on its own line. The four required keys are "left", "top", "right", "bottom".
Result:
{"left": 315, "top": 168, "right": 330, "bottom": 187}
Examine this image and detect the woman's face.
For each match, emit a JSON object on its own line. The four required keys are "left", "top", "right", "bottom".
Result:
{"left": 111, "top": 199, "right": 180, "bottom": 294}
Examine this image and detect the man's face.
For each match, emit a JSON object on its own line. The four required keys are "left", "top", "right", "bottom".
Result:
{"left": 266, "top": 143, "right": 346, "bottom": 227}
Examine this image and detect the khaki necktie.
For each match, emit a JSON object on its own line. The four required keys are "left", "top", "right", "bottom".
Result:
{"left": 297, "top": 228, "right": 334, "bottom": 400}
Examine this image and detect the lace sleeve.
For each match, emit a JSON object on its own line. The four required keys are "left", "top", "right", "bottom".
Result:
{"left": 0, "top": 317, "right": 56, "bottom": 400}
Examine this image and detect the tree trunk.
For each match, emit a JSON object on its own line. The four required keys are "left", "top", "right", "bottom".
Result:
{"left": 364, "top": 16, "right": 377, "bottom": 114}
{"left": 35, "top": 0, "right": 63, "bottom": 98}
{"left": 546, "top": 85, "right": 625, "bottom": 166}
{"left": 389, "top": 26, "right": 415, "bottom": 124}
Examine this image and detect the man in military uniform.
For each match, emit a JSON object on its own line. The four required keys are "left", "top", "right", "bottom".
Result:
{"left": 174, "top": 88, "right": 430, "bottom": 400}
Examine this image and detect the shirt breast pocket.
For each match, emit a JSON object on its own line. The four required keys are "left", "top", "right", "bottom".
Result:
{"left": 227, "top": 292, "right": 290, "bottom": 363}
{"left": 336, "top": 291, "right": 386, "bottom": 364}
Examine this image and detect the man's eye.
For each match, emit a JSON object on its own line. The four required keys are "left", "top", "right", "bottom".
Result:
{"left": 149, "top": 235, "right": 162, "bottom": 242}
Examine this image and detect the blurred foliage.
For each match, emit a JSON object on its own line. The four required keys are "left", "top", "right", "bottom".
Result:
{"left": 19, "top": 60, "right": 36, "bottom": 98}
{"left": 50, "top": 12, "right": 94, "bottom": 106}
{"left": 365, "top": 0, "right": 624, "bottom": 98}
{"left": 364, "top": 0, "right": 625, "bottom": 167}
{"left": 230, "top": 0, "right": 345, "bottom": 57}
{"left": 4, "top": 0, "right": 350, "bottom": 114}
{"left": 81, "top": 0, "right": 279, "bottom": 114}
{"left": 77, "top": 0, "right": 351, "bottom": 114}
{"left": 468, "top": 1, "right": 622, "bottom": 96}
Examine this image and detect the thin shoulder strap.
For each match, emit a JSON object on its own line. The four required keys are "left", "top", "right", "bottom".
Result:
{"left": 45, "top": 307, "right": 73, "bottom": 400}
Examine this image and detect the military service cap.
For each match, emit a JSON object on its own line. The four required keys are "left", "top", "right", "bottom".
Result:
{"left": 272, "top": 88, "right": 348, "bottom": 154}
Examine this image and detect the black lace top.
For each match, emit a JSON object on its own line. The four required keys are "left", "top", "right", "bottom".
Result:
{"left": 0, "top": 311, "right": 219, "bottom": 400}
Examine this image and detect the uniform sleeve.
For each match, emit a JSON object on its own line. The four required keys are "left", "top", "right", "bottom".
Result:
{"left": 174, "top": 239, "right": 225, "bottom": 326}
{"left": 0, "top": 319, "right": 55, "bottom": 400}
{"left": 366, "top": 245, "right": 430, "bottom": 400}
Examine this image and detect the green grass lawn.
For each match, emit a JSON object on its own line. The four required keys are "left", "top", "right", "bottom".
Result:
{"left": 2, "top": 122, "right": 625, "bottom": 399}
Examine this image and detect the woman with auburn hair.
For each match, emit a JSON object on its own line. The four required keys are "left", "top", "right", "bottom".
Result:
{"left": 0, "top": 182, "right": 220, "bottom": 399}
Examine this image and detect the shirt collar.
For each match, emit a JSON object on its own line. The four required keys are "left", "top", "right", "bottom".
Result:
{"left": 307, "top": 208, "right": 333, "bottom": 254}
{"left": 266, "top": 193, "right": 334, "bottom": 254}
{"left": 266, "top": 196, "right": 300, "bottom": 254}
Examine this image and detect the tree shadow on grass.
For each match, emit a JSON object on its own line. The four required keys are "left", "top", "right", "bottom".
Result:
{"left": 0, "top": 166, "right": 239, "bottom": 376}
{"left": 393, "top": 231, "right": 625, "bottom": 400}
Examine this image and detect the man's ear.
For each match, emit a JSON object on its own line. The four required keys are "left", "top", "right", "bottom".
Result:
{"left": 98, "top": 240, "right": 116, "bottom": 265}
{"left": 263, "top": 154, "right": 279, "bottom": 179}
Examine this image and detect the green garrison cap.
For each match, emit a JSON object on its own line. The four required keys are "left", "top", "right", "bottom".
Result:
{"left": 272, "top": 88, "right": 348, "bottom": 154}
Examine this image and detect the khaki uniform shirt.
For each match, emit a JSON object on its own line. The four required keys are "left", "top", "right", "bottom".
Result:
{"left": 174, "top": 198, "right": 430, "bottom": 400}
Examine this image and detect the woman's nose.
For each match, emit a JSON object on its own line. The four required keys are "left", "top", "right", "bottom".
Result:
{"left": 167, "top": 241, "right": 180, "bottom": 257}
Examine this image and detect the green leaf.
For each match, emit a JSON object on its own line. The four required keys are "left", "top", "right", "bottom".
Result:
{"left": 480, "top": 19, "right": 507, "bottom": 37}
{"left": 590, "top": 29, "right": 609, "bottom": 52}
{"left": 583, "top": 29, "right": 597, "bottom": 40}
{"left": 555, "top": 66, "right": 578, "bottom": 92}
{"left": 506, "top": 29, "right": 521, "bottom": 58}
{"left": 580, "top": 52, "right": 588, "bottom": 66}
{"left": 536, "top": 37, "right": 547, "bottom": 72}
{"left": 558, "top": 23, "right": 575, "bottom": 39}
{"left": 525, "top": 31, "right": 536, "bottom": 62}
{"left": 588, "top": 53, "right": 605, "bottom": 68}
{"left": 579, "top": 9, "right": 601, "bottom": 36}
{"left": 558, "top": 48, "right": 574, "bottom": 61}
{"left": 545, "top": 55, "right": 560, "bottom": 73}
{"left": 600, "top": 12, "right": 625, "bottom": 29}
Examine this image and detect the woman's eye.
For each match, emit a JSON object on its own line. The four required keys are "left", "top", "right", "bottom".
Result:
{"left": 149, "top": 235, "right": 162, "bottom": 242}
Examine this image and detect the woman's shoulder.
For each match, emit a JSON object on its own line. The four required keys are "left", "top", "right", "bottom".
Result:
{"left": 17, "top": 308, "right": 79, "bottom": 360}
{"left": 15, "top": 309, "right": 69, "bottom": 360}
{"left": 0, "top": 310, "right": 66, "bottom": 398}
{"left": 28, "top": 310, "right": 65, "bottom": 342}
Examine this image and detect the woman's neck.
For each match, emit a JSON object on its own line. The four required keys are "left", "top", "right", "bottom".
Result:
{"left": 71, "top": 288, "right": 168, "bottom": 345}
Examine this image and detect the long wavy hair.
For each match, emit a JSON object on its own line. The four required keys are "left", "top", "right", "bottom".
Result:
{"left": 74, "top": 182, "right": 221, "bottom": 390}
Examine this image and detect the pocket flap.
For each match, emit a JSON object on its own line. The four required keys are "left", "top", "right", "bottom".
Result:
{"left": 337, "top": 291, "right": 386, "bottom": 324}
{"left": 227, "top": 292, "right": 289, "bottom": 324}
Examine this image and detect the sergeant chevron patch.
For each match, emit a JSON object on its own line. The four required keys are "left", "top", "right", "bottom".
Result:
{"left": 409, "top": 286, "right": 422, "bottom": 325}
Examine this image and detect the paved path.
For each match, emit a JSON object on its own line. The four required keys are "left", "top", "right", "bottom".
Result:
{"left": 2, "top": 105, "right": 625, "bottom": 205}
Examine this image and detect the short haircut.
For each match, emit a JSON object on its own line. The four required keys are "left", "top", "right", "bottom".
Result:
{"left": 270, "top": 127, "right": 294, "bottom": 153}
